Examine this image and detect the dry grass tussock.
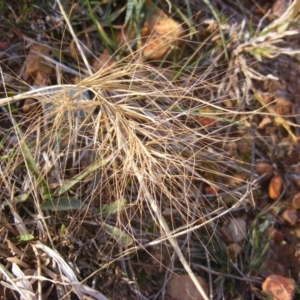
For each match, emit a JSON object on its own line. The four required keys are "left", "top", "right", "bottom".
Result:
{"left": 0, "top": 52, "right": 253, "bottom": 299}
{"left": 1, "top": 0, "right": 300, "bottom": 299}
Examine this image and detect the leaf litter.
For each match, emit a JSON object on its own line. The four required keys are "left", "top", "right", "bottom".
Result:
{"left": 0, "top": 0, "right": 300, "bottom": 299}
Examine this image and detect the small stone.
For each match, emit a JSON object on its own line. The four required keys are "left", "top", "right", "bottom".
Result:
{"left": 268, "top": 176, "right": 283, "bottom": 200}
{"left": 256, "top": 162, "right": 273, "bottom": 182}
{"left": 236, "top": 138, "right": 250, "bottom": 155}
{"left": 262, "top": 92, "right": 272, "bottom": 104}
{"left": 267, "top": 228, "right": 284, "bottom": 244}
{"left": 260, "top": 259, "right": 286, "bottom": 278}
{"left": 274, "top": 97, "right": 293, "bottom": 116}
{"left": 23, "top": 98, "right": 38, "bottom": 113}
{"left": 262, "top": 274, "right": 295, "bottom": 300}
{"left": 292, "top": 192, "right": 300, "bottom": 210}
{"left": 226, "top": 243, "right": 242, "bottom": 257}
{"left": 166, "top": 274, "right": 208, "bottom": 300}
{"left": 204, "top": 185, "right": 218, "bottom": 195}
{"left": 272, "top": 0, "right": 290, "bottom": 17}
{"left": 219, "top": 226, "right": 232, "bottom": 244}
{"left": 281, "top": 209, "right": 298, "bottom": 226}
{"left": 220, "top": 218, "right": 247, "bottom": 244}
{"left": 227, "top": 218, "right": 246, "bottom": 243}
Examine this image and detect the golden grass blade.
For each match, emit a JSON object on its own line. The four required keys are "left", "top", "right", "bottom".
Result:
{"left": 56, "top": 0, "right": 92, "bottom": 75}
{"left": 132, "top": 161, "right": 209, "bottom": 300}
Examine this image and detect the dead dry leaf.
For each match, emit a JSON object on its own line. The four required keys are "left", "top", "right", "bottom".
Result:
{"left": 257, "top": 116, "right": 273, "bottom": 129}
{"left": 23, "top": 44, "right": 52, "bottom": 82}
{"left": 226, "top": 243, "right": 242, "bottom": 256}
{"left": 254, "top": 89, "right": 299, "bottom": 142}
{"left": 204, "top": 186, "right": 218, "bottom": 195}
{"left": 142, "top": 0, "right": 183, "bottom": 60}
{"left": 34, "top": 70, "right": 50, "bottom": 86}
{"left": 116, "top": 1, "right": 183, "bottom": 60}
{"left": 198, "top": 107, "right": 217, "bottom": 127}
{"left": 94, "top": 49, "right": 115, "bottom": 71}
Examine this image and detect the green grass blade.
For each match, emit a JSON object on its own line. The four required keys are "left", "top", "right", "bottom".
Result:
{"left": 17, "top": 234, "right": 34, "bottom": 241}
{"left": 86, "top": 0, "right": 116, "bottom": 53}
{"left": 100, "top": 198, "right": 127, "bottom": 217}
{"left": 40, "top": 197, "right": 81, "bottom": 211}
{"left": 172, "top": 1, "right": 197, "bottom": 39}
{"left": 0, "top": 128, "right": 13, "bottom": 149}
{"left": 125, "top": 0, "right": 135, "bottom": 25}
{"left": 203, "top": 0, "right": 228, "bottom": 60}
{"left": 58, "top": 154, "right": 114, "bottom": 195}
{"left": 12, "top": 119, "right": 51, "bottom": 201}
{"left": 103, "top": 222, "right": 133, "bottom": 247}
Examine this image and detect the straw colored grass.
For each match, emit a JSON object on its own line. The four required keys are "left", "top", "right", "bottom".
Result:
{"left": 1, "top": 0, "right": 300, "bottom": 299}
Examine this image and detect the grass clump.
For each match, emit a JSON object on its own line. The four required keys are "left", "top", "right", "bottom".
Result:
{"left": 1, "top": 0, "right": 300, "bottom": 299}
